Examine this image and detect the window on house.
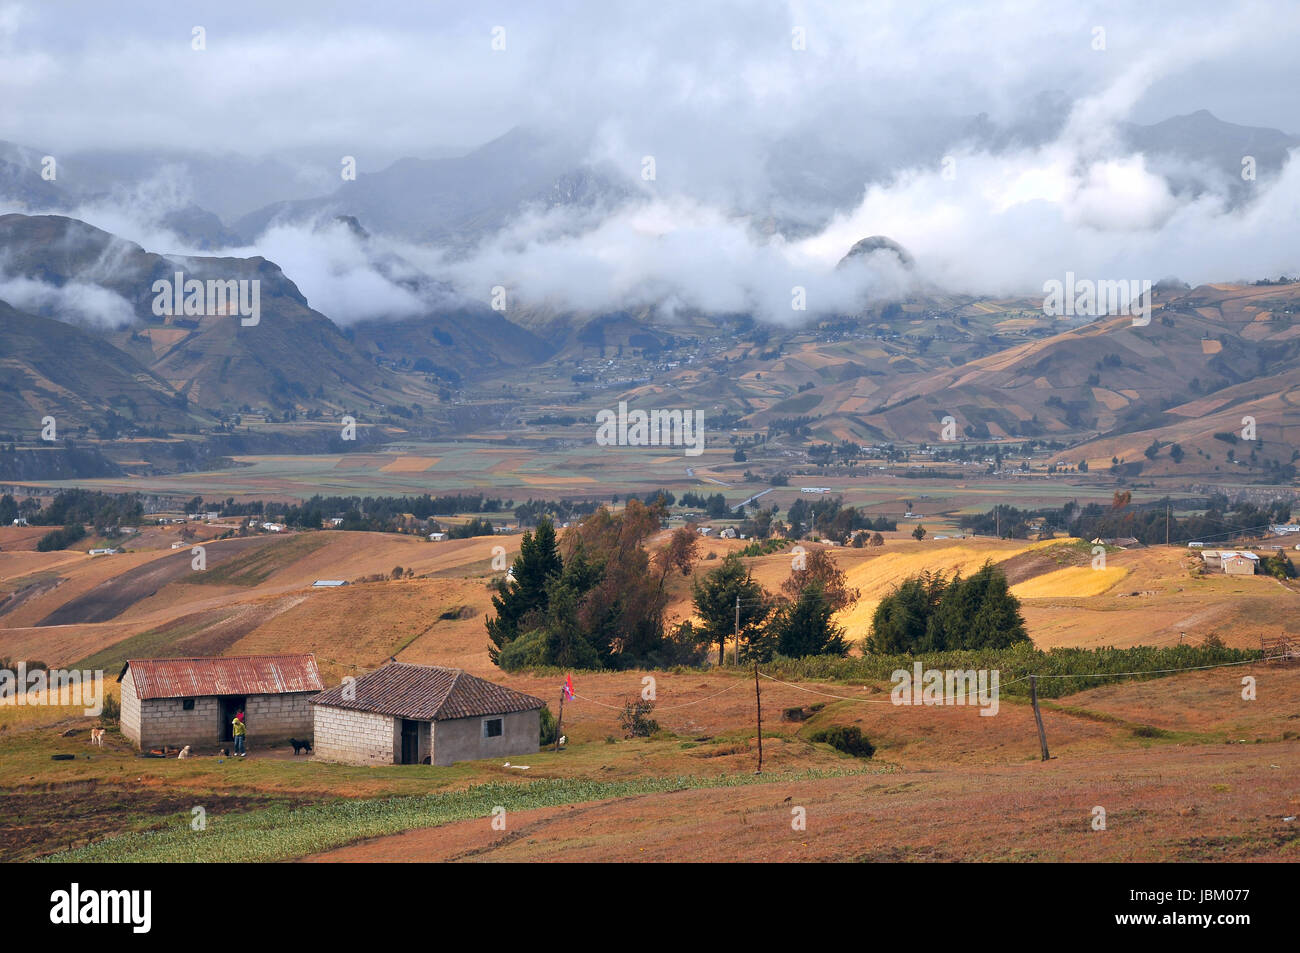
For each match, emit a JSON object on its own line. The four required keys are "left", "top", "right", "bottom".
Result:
{"left": 182, "top": 698, "right": 195, "bottom": 710}
{"left": 483, "top": 718, "right": 503, "bottom": 738}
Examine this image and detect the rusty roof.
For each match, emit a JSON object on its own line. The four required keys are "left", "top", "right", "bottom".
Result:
{"left": 119, "top": 655, "right": 323, "bottom": 700}
{"left": 310, "top": 663, "right": 544, "bottom": 721}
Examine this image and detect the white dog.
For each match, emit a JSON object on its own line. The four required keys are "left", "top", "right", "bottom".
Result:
{"left": 89, "top": 727, "right": 105, "bottom": 747}
{"left": 177, "top": 745, "right": 191, "bottom": 759}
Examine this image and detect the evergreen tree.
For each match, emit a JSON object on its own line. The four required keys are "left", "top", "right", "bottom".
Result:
{"left": 692, "top": 552, "right": 771, "bottom": 664}
{"left": 865, "top": 570, "right": 945, "bottom": 653}
{"left": 538, "top": 576, "right": 603, "bottom": 669}
{"left": 865, "top": 562, "right": 1029, "bottom": 653}
{"left": 771, "top": 582, "right": 848, "bottom": 657}
{"left": 955, "top": 561, "right": 1028, "bottom": 648}
{"left": 486, "top": 518, "right": 563, "bottom": 662}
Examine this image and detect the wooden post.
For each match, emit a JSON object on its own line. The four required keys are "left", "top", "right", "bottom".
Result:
{"left": 1029, "top": 675, "right": 1049, "bottom": 761}
{"left": 754, "top": 662, "right": 763, "bottom": 774}
{"left": 554, "top": 690, "right": 565, "bottom": 753}
{"left": 734, "top": 595, "right": 740, "bottom": 666}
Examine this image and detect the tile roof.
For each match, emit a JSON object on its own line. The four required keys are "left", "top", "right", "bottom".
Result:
{"left": 310, "top": 662, "right": 545, "bottom": 721}
{"left": 119, "top": 655, "right": 323, "bottom": 700}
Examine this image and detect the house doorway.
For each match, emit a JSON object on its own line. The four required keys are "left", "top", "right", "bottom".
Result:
{"left": 400, "top": 719, "right": 420, "bottom": 764}
{"left": 220, "top": 696, "right": 247, "bottom": 741}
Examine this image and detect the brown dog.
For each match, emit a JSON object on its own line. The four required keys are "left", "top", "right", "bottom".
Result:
{"left": 89, "top": 727, "right": 105, "bottom": 747}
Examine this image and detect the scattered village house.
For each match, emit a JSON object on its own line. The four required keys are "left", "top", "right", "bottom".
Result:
{"left": 311, "top": 662, "right": 546, "bottom": 766}
{"left": 117, "top": 654, "right": 323, "bottom": 750}
{"left": 1222, "top": 551, "right": 1259, "bottom": 575}
{"left": 1200, "top": 550, "right": 1259, "bottom": 574}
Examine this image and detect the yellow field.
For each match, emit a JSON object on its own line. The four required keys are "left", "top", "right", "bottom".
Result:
{"left": 379, "top": 456, "right": 441, "bottom": 472}
{"left": 1011, "top": 565, "right": 1128, "bottom": 598}
{"left": 833, "top": 540, "right": 1039, "bottom": 635}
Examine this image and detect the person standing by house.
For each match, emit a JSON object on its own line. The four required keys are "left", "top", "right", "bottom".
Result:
{"left": 232, "top": 710, "right": 247, "bottom": 757}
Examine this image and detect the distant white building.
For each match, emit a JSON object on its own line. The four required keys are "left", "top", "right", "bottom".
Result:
{"left": 428, "top": 532, "right": 447, "bottom": 541}
{"left": 1270, "top": 524, "right": 1300, "bottom": 535}
{"left": 800, "top": 487, "right": 831, "bottom": 494}
{"left": 312, "top": 580, "right": 348, "bottom": 588}
{"left": 11, "top": 518, "right": 28, "bottom": 526}
{"left": 87, "top": 548, "right": 119, "bottom": 556}
{"left": 261, "top": 522, "right": 285, "bottom": 533}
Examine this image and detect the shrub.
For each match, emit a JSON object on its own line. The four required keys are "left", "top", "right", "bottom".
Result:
{"left": 538, "top": 704, "right": 559, "bottom": 746}
{"left": 100, "top": 692, "right": 120, "bottom": 723}
{"left": 617, "top": 699, "right": 659, "bottom": 738}
{"left": 808, "top": 725, "right": 874, "bottom": 758}
{"left": 36, "top": 524, "right": 87, "bottom": 552}
{"left": 1131, "top": 725, "right": 1168, "bottom": 738}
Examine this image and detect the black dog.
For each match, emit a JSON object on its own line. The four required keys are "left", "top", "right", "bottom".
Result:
{"left": 290, "top": 738, "right": 313, "bottom": 755}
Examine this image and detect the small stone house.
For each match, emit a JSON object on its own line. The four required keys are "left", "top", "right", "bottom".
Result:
{"left": 311, "top": 663, "right": 545, "bottom": 766}
{"left": 117, "top": 655, "right": 323, "bottom": 750}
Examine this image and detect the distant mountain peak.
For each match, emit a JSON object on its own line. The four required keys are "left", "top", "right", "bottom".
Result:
{"left": 837, "top": 235, "right": 915, "bottom": 270}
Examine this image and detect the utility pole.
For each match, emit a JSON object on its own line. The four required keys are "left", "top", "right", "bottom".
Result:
{"left": 754, "top": 662, "right": 763, "bottom": 774}
{"left": 734, "top": 595, "right": 740, "bottom": 666}
{"left": 1029, "top": 675, "right": 1049, "bottom": 761}
{"left": 995, "top": 505, "right": 1000, "bottom": 539}
{"left": 1166, "top": 504, "right": 1171, "bottom": 546}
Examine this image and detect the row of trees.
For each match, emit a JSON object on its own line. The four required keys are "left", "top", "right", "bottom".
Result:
{"left": 488, "top": 504, "right": 703, "bottom": 670}
{"left": 866, "top": 563, "right": 1029, "bottom": 653}
{"left": 690, "top": 550, "right": 859, "bottom": 663}
{"left": 486, "top": 512, "right": 1034, "bottom": 669}
{"left": 487, "top": 514, "right": 868, "bottom": 670}
{"left": 1, "top": 489, "right": 143, "bottom": 532}
{"left": 959, "top": 495, "right": 1292, "bottom": 544}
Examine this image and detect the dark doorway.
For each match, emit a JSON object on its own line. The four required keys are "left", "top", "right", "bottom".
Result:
{"left": 220, "top": 696, "right": 247, "bottom": 741}
{"left": 400, "top": 719, "right": 420, "bottom": 765}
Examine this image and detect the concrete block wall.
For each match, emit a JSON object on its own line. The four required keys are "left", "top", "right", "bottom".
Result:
{"left": 431, "top": 708, "right": 540, "bottom": 766}
{"left": 119, "top": 670, "right": 142, "bottom": 746}
{"left": 313, "top": 705, "right": 399, "bottom": 765}
{"left": 136, "top": 696, "right": 221, "bottom": 750}
{"left": 243, "top": 693, "right": 313, "bottom": 740}
{"left": 122, "top": 687, "right": 316, "bottom": 750}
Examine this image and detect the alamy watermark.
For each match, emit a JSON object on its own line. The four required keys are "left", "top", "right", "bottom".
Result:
{"left": 595, "top": 401, "right": 705, "bottom": 457}
{"left": 1043, "top": 272, "right": 1151, "bottom": 326}
{"left": 1, "top": 662, "right": 104, "bottom": 716}
{"left": 890, "top": 663, "right": 1000, "bottom": 716}
{"left": 152, "top": 271, "right": 260, "bottom": 326}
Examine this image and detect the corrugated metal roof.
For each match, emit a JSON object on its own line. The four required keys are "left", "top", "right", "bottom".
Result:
{"left": 119, "top": 655, "right": 323, "bottom": 700}
{"left": 311, "top": 662, "right": 544, "bottom": 721}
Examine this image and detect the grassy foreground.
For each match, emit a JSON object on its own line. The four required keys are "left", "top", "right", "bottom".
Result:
{"left": 44, "top": 768, "right": 873, "bottom": 863}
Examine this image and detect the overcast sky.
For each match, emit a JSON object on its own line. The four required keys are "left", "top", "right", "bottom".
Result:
{"left": 3, "top": 0, "right": 1299, "bottom": 321}
{"left": 3, "top": 0, "right": 1298, "bottom": 160}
